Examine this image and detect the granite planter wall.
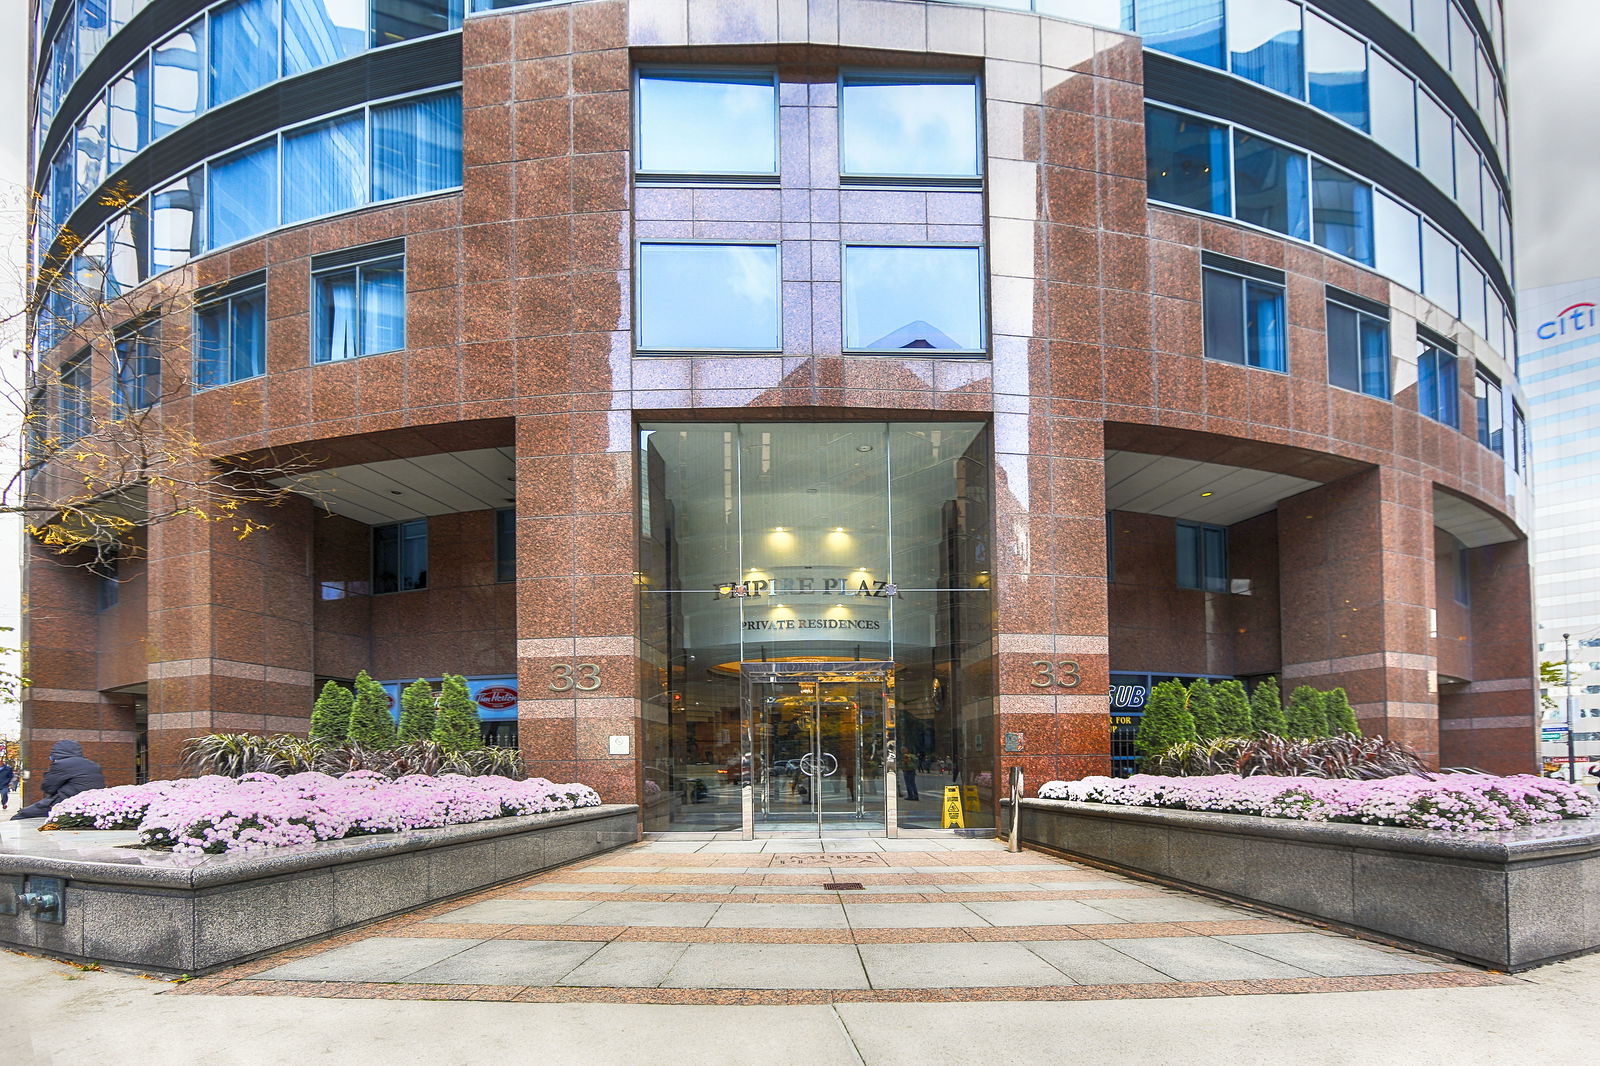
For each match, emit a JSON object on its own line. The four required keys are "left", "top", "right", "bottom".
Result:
{"left": 0, "top": 803, "right": 638, "bottom": 975}
{"left": 1017, "top": 798, "right": 1600, "bottom": 971}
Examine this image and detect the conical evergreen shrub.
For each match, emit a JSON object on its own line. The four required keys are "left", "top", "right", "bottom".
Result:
{"left": 1250, "top": 676, "right": 1288, "bottom": 736}
{"left": 433, "top": 673, "right": 482, "bottom": 752}
{"left": 1186, "top": 679, "right": 1222, "bottom": 741}
{"left": 1324, "top": 686, "right": 1362, "bottom": 736}
{"left": 1213, "top": 680, "right": 1253, "bottom": 736}
{"left": 348, "top": 670, "right": 398, "bottom": 748}
{"left": 397, "top": 678, "right": 437, "bottom": 742}
{"left": 310, "top": 680, "right": 352, "bottom": 742}
{"left": 1135, "top": 679, "right": 1197, "bottom": 761}
{"left": 1285, "top": 684, "right": 1329, "bottom": 740}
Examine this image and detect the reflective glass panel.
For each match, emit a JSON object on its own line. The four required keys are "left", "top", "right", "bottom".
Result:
{"left": 207, "top": 139, "right": 278, "bottom": 249}
{"left": 105, "top": 208, "right": 148, "bottom": 295}
{"left": 52, "top": 27, "right": 77, "bottom": 113}
{"left": 843, "top": 245, "right": 983, "bottom": 353}
{"left": 1311, "top": 160, "right": 1372, "bottom": 265}
{"left": 1413, "top": 0, "right": 1449, "bottom": 61}
{"left": 1141, "top": 0, "right": 1225, "bottom": 68}
{"left": 1416, "top": 90, "right": 1454, "bottom": 193}
{"left": 1453, "top": 127, "right": 1481, "bottom": 225}
{"left": 1305, "top": 11, "right": 1367, "bottom": 130}
{"left": 637, "top": 243, "right": 780, "bottom": 351}
{"left": 152, "top": 21, "right": 204, "bottom": 139}
{"left": 371, "top": 91, "right": 463, "bottom": 200}
{"left": 1421, "top": 222, "right": 1458, "bottom": 316}
{"left": 1475, "top": 46, "right": 1493, "bottom": 113}
{"left": 284, "top": 0, "right": 368, "bottom": 75}
{"left": 229, "top": 287, "right": 267, "bottom": 382}
{"left": 1232, "top": 131, "right": 1308, "bottom": 239}
{"left": 1418, "top": 344, "right": 1458, "bottom": 426}
{"left": 1368, "top": 51, "right": 1415, "bottom": 164}
{"left": 1327, "top": 301, "right": 1389, "bottom": 398}
{"left": 373, "top": 0, "right": 461, "bottom": 46}
{"left": 1447, "top": 3, "right": 1475, "bottom": 95}
{"left": 1229, "top": 0, "right": 1302, "bottom": 98}
{"left": 1245, "top": 278, "right": 1287, "bottom": 371}
{"left": 361, "top": 258, "right": 406, "bottom": 355}
{"left": 1202, "top": 269, "right": 1245, "bottom": 365}
{"left": 1459, "top": 254, "right": 1486, "bottom": 336}
{"left": 1475, "top": 371, "right": 1503, "bottom": 453}
{"left": 1034, "top": 0, "right": 1132, "bottom": 30}
{"left": 1372, "top": 190, "right": 1421, "bottom": 291}
{"left": 150, "top": 169, "right": 203, "bottom": 273}
{"left": 78, "top": 0, "right": 109, "bottom": 73}
{"left": 314, "top": 256, "right": 406, "bottom": 361}
{"left": 75, "top": 97, "right": 107, "bottom": 201}
{"left": 1144, "top": 106, "right": 1228, "bottom": 215}
{"left": 113, "top": 320, "right": 161, "bottom": 413}
{"left": 282, "top": 112, "right": 365, "bottom": 223}
{"left": 108, "top": 56, "right": 151, "bottom": 170}
{"left": 373, "top": 519, "right": 427, "bottom": 593}
{"left": 636, "top": 69, "right": 777, "bottom": 175}
{"left": 50, "top": 150, "right": 74, "bottom": 238}
{"left": 208, "top": 0, "right": 277, "bottom": 107}
{"left": 840, "top": 73, "right": 980, "bottom": 178}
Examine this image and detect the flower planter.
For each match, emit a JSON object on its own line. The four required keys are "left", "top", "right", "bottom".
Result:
{"left": 0, "top": 803, "right": 638, "bottom": 975}
{"left": 1017, "top": 798, "right": 1600, "bottom": 971}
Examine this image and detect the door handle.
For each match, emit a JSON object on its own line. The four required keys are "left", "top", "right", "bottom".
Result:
{"left": 818, "top": 752, "right": 838, "bottom": 777}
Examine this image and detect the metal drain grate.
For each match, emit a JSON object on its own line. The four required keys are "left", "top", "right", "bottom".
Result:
{"left": 822, "top": 882, "right": 865, "bottom": 890}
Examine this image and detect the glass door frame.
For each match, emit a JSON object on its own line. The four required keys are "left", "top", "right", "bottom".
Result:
{"left": 739, "top": 661, "right": 897, "bottom": 838}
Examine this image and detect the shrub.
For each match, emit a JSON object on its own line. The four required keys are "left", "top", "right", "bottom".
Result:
{"left": 1144, "top": 732, "right": 1427, "bottom": 779}
{"left": 433, "top": 673, "right": 481, "bottom": 752}
{"left": 1324, "top": 687, "right": 1362, "bottom": 736}
{"left": 185, "top": 733, "right": 321, "bottom": 777}
{"left": 186, "top": 734, "right": 528, "bottom": 780}
{"left": 1186, "top": 679, "right": 1221, "bottom": 741}
{"left": 348, "top": 670, "right": 398, "bottom": 749}
{"left": 398, "top": 678, "right": 437, "bottom": 743}
{"left": 310, "top": 681, "right": 352, "bottom": 743}
{"left": 1213, "top": 680, "right": 1253, "bottom": 736}
{"left": 1249, "top": 676, "right": 1287, "bottom": 736}
{"left": 1135, "top": 679, "right": 1196, "bottom": 759}
{"left": 1285, "top": 684, "right": 1329, "bottom": 739}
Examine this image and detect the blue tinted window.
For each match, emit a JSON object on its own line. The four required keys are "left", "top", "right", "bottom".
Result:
{"left": 1372, "top": 190, "right": 1420, "bottom": 292}
{"left": 1474, "top": 370, "right": 1502, "bottom": 453}
{"left": 636, "top": 69, "right": 777, "bottom": 176}
{"left": 1233, "top": 131, "right": 1308, "bottom": 239}
{"left": 1368, "top": 51, "right": 1414, "bottom": 164}
{"left": 114, "top": 320, "right": 161, "bottom": 413}
{"left": 209, "top": 0, "right": 278, "bottom": 107}
{"left": 1229, "top": 0, "right": 1302, "bottom": 98}
{"left": 78, "top": 0, "right": 109, "bottom": 73}
{"left": 496, "top": 508, "right": 515, "bottom": 582}
{"left": 840, "top": 73, "right": 980, "bottom": 178}
{"left": 1144, "top": 106, "right": 1228, "bottom": 215}
{"left": 283, "top": 113, "right": 365, "bottom": 223}
{"left": 1417, "top": 344, "right": 1458, "bottom": 426}
{"left": 314, "top": 254, "right": 406, "bottom": 362}
{"left": 194, "top": 284, "right": 266, "bottom": 388}
{"left": 371, "top": 91, "right": 463, "bottom": 200}
{"left": 152, "top": 21, "right": 204, "bottom": 139}
{"left": 1311, "top": 161, "right": 1372, "bottom": 265}
{"left": 150, "top": 170, "right": 203, "bottom": 273}
{"left": 52, "top": 26, "right": 78, "bottom": 113}
{"left": 106, "top": 209, "right": 148, "bottom": 296}
{"left": 108, "top": 56, "right": 151, "bottom": 170}
{"left": 1415, "top": 90, "right": 1453, "bottom": 193}
{"left": 50, "top": 150, "right": 74, "bottom": 237}
{"left": 1305, "top": 11, "right": 1368, "bottom": 130}
{"left": 284, "top": 0, "right": 368, "bottom": 75}
{"left": 1203, "top": 268, "right": 1286, "bottom": 372}
{"left": 1142, "top": 0, "right": 1225, "bottom": 68}
{"left": 208, "top": 139, "right": 278, "bottom": 249}
{"left": 1420, "top": 222, "right": 1457, "bottom": 316}
{"left": 637, "top": 242, "right": 780, "bottom": 351}
{"left": 59, "top": 352, "right": 91, "bottom": 444}
{"left": 75, "top": 97, "right": 107, "bottom": 201}
{"left": 1326, "top": 301, "right": 1389, "bottom": 399}
{"left": 374, "top": 519, "right": 427, "bottom": 593}
{"left": 844, "top": 245, "right": 984, "bottom": 353}
{"left": 373, "top": 0, "right": 461, "bottom": 45}
{"left": 1177, "top": 521, "right": 1228, "bottom": 592}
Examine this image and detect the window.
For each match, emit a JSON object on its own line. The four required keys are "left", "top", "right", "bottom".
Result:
{"left": 1453, "top": 127, "right": 1481, "bottom": 225}
{"left": 1177, "top": 520, "right": 1228, "bottom": 592}
{"left": 283, "top": 113, "right": 365, "bottom": 224}
{"left": 284, "top": 0, "right": 367, "bottom": 75}
{"left": 1142, "top": 0, "right": 1225, "bottom": 68}
{"left": 194, "top": 276, "right": 266, "bottom": 388}
{"left": 371, "top": 91, "right": 463, "bottom": 201}
{"left": 373, "top": 518, "right": 427, "bottom": 593}
{"left": 106, "top": 209, "right": 148, "bottom": 296}
{"left": 1373, "top": 191, "right": 1420, "bottom": 292}
{"left": 107, "top": 56, "right": 151, "bottom": 170}
{"left": 1368, "top": 51, "right": 1415, "bottom": 164}
{"left": 1416, "top": 90, "right": 1454, "bottom": 194}
{"left": 1458, "top": 255, "right": 1486, "bottom": 337}
{"left": 1202, "top": 259, "right": 1286, "bottom": 371}
{"left": 1447, "top": 2, "right": 1476, "bottom": 97}
{"left": 1305, "top": 11, "right": 1368, "bottom": 130}
{"left": 150, "top": 169, "right": 204, "bottom": 274}
{"left": 1421, "top": 222, "right": 1458, "bottom": 317}
{"left": 98, "top": 559, "right": 120, "bottom": 611}
{"left": 59, "top": 352, "right": 92, "bottom": 444}
{"left": 843, "top": 245, "right": 984, "bottom": 353}
{"left": 1513, "top": 404, "right": 1529, "bottom": 475}
{"left": 152, "top": 20, "right": 205, "bottom": 139}
{"left": 634, "top": 69, "right": 777, "bottom": 177}
{"left": 1417, "top": 340, "right": 1458, "bottom": 427}
{"left": 79, "top": 0, "right": 110, "bottom": 72}
{"left": 839, "top": 72, "right": 981, "bottom": 179}
{"left": 208, "top": 0, "right": 278, "bottom": 107}
{"left": 114, "top": 318, "right": 161, "bottom": 414}
{"left": 496, "top": 508, "right": 515, "bottom": 582}
{"left": 76, "top": 98, "right": 108, "bottom": 201}
{"left": 1474, "top": 368, "right": 1503, "bottom": 454}
{"left": 313, "top": 245, "right": 406, "bottom": 362}
{"left": 374, "top": 0, "right": 462, "bottom": 45}
{"left": 207, "top": 139, "right": 278, "bottom": 249}
{"left": 1233, "top": 131, "right": 1308, "bottom": 239}
{"left": 1145, "top": 107, "right": 1229, "bottom": 215}
{"left": 1311, "top": 161, "right": 1372, "bottom": 264}
{"left": 1413, "top": 0, "right": 1449, "bottom": 60}
{"left": 1228, "top": 0, "right": 1302, "bottom": 99}
{"left": 1326, "top": 292, "right": 1390, "bottom": 399}
{"left": 636, "top": 242, "right": 780, "bottom": 352}
{"left": 1450, "top": 535, "right": 1470, "bottom": 606}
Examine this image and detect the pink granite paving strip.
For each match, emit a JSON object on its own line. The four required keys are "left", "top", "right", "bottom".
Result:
{"left": 1170, "top": 919, "right": 1307, "bottom": 935}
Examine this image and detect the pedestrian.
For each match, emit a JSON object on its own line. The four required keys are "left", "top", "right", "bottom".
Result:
{"left": 10, "top": 740, "right": 105, "bottom": 820}
{"left": 902, "top": 750, "right": 920, "bottom": 802}
{"left": 0, "top": 761, "right": 12, "bottom": 809}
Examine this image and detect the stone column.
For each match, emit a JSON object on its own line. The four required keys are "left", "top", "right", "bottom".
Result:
{"left": 1277, "top": 467, "right": 1439, "bottom": 763}
{"left": 1438, "top": 538, "right": 1537, "bottom": 775}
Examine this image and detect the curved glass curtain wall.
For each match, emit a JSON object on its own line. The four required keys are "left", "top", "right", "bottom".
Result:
{"left": 35, "top": 0, "right": 463, "bottom": 257}
{"left": 638, "top": 422, "right": 995, "bottom": 832}
{"left": 39, "top": 88, "right": 462, "bottom": 352}
{"left": 1146, "top": 103, "right": 1511, "bottom": 359}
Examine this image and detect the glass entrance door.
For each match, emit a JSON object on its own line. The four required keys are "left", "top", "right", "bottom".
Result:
{"left": 743, "top": 662, "right": 892, "bottom": 835}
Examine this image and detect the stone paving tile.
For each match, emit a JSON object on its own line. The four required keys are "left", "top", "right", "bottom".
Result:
{"left": 1022, "top": 939, "right": 1177, "bottom": 985}
{"left": 706, "top": 903, "right": 851, "bottom": 929}
{"left": 558, "top": 942, "right": 691, "bottom": 987}
{"left": 661, "top": 944, "right": 870, "bottom": 990}
{"left": 1213, "top": 933, "right": 1455, "bottom": 977}
{"left": 960, "top": 899, "right": 1129, "bottom": 926}
{"left": 556, "top": 902, "right": 722, "bottom": 928}
{"left": 400, "top": 940, "right": 604, "bottom": 986}
{"left": 1082, "top": 896, "right": 1253, "bottom": 923}
{"left": 429, "top": 900, "right": 597, "bottom": 925}
{"left": 859, "top": 942, "right": 1070, "bottom": 988}
{"left": 254, "top": 938, "right": 484, "bottom": 983}
{"left": 1105, "top": 936, "right": 1320, "bottom": 981}
{"left": 843, "top": 902, "right": 985, "bottom": 929}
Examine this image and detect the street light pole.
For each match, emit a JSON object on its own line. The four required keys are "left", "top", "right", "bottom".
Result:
{"left": 1566, "top": 633, "right": 1577, "bottom": 784}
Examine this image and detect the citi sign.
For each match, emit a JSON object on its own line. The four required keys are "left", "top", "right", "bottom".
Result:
{"left": 1536, "top": 302, "right": 1597, "bottom": 341}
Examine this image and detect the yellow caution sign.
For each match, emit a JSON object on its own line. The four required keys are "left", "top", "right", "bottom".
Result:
{"left": 941, "top": 785, "right": 965, "bottom": 829}
{"left": 962, "top": 785, "right": 980, "bottom": 812}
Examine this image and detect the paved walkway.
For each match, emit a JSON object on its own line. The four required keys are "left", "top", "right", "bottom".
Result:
{"left": 171, "top": 837, "right": 1501, "bottom": 1005}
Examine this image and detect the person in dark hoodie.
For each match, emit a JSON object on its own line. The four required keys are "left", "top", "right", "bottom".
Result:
{"left": 0, "top": 760, "right": 13, "bottom": 808}
{"left": 10, "top": 740, "right": 105, "bottom": 820}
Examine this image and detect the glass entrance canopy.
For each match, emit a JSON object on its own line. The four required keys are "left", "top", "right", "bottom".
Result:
{"left": 638, "top": 421, "right": 995, "bottom": 834}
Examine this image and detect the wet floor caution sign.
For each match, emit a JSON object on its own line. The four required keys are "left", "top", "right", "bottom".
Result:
{"left": 962, "top": 785, "right": 979, "bottom": 812}
{"left": 941, "top": 785, "right": 965, "bottom": 829}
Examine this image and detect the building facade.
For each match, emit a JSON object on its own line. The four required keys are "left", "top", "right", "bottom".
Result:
{"left": 24, "top": 0, "right": 1534, "bottom": 835}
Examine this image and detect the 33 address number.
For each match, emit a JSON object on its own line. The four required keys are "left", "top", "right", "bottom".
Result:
{"left": 1029, "top": 660, "right": 1082, "bottom": 688}
{"left": 550, "top": 663, "right": 602, "bottom": 691}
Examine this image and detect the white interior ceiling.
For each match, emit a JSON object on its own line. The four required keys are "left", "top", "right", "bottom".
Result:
{"left": 1105, "top": 451, "right": 1323, "bottom": 526}
{"left": 1433, "top": 488, "right": 1519, "bottom": 547}
{"left": 272, "top": 448, "right": 516, "bottom": 524}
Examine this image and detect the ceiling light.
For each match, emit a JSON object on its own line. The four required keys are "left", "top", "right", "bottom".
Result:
{"left": 856, "top": 445, "right": 873, "bottom": 452}
{"left": 1199, "top": 491, "right": 1214, "bottom": 497}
